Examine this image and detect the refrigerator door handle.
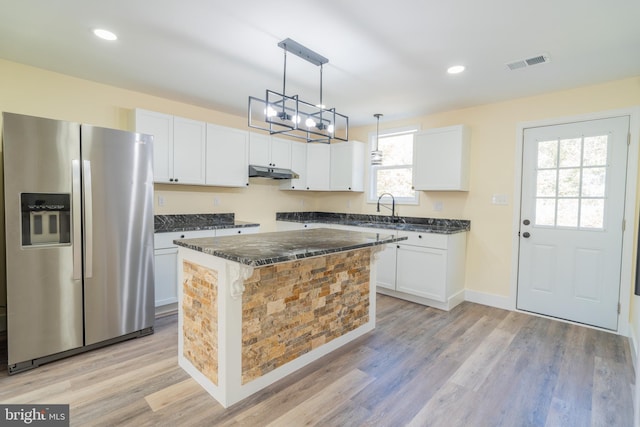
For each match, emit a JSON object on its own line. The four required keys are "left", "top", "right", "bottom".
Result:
{"left": 72, "top": 160, "right": 82, "bottom": 280}
{"left": 83, "top": 160, "right": 93, "bottom": 278}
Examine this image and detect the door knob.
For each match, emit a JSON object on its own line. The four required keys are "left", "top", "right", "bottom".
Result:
{"left": 522, "top": 232, "right": 531, "bottom": 238}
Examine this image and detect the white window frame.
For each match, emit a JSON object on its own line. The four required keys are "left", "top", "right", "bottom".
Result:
{"left": 367, "top": 124, "right": 420, "bottom": 204}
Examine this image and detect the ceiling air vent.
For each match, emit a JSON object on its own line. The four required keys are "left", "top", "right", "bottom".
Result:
{"left": 506, "top": 54, "right": 550, "bottom": 70}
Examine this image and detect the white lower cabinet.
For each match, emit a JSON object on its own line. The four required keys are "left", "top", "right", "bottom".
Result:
{"left": 383, "top": 230, "right": 467, "bottom": 310}
{"left": 396, "top": 244, "right": 446, "bottom": 301}
{"left": 153, "top": 226, "right": 260, "bottom": 309}
{"left": 277, "top": 221, "right": 467, "bottom": 311}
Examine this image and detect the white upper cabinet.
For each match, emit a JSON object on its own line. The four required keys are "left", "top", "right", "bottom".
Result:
{"left": 413, "top": 124, "right": 470, "bottom": 191}
{"left": 172, "top": 116, "right": 206, "bottom": 185}
{"left": 205, "top": 124, "right": 249, "bottom": 187}
{"left": 330, "top": 140, "right": 365, "bottom": 192}
{"left": 305, "top": 143, "right": 331, "bottom": 190}
{"left": 135, "top": 109, "right": 173, "bottom": 183}
{"left": 249, "top": 133, "right": 291, "bottom": 169}
{"left": 280, "top": 141, "right": 307, "bottom": 191}
{"left": 270, "top": 137, "right": 292, "bottom": 169}
{"left": 135, "top": 109, "right": 206, "bottom": 185}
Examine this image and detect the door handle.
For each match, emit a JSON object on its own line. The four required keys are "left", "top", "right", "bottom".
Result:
{"left": 522, "top": 232, "right": 531, "bottom": 238}
{"left": 72, "top": 160, "right": 82, "bottom": 280}
{"left": 83, "top": 160, "right": 93, "bottom": 278}
{"left": 523, "top": 219, "right": 531, "bottom": 225}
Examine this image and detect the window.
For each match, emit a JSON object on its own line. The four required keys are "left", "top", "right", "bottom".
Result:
{"left": 534, "top": 135, "right": 609, "bottom": 229}
{"left": 368, "top": 125, "right": 419, "bottom": 204}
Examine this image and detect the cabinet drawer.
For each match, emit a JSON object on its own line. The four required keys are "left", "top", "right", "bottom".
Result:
{"left": 397, "top": 230, "right": 447, "bottom": 249}
{"left": 154, "top": 229, "right": 215, "bottom": 249}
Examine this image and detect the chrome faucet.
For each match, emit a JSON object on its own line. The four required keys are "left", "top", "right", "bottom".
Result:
{"left": 376, "top": 193, "right": 396, "bottom": 219}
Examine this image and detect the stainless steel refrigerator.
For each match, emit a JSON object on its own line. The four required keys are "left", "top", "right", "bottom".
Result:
{"left": 2, "top": 112, "right": 155, "bottom": 374}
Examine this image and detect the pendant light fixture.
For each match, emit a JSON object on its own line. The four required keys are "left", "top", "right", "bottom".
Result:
{"left": 371, "top": 113, "right": 383, "bottom": 165}
{"left": 248, "top": 38, "right": 349, "bottom": 143}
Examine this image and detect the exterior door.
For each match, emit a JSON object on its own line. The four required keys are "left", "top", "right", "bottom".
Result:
{"left": 517, "top": 116, "right": 630, "bottom": 330}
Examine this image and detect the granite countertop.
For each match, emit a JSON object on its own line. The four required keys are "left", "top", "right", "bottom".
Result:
{"left": 174, "top": 228, "right": 406, "bottom": 267}
{"left": 154, "top": 213, "right": 259, "bottom": 233}
{"left": 276, "top": 212, "right": 470, "bottom": 234}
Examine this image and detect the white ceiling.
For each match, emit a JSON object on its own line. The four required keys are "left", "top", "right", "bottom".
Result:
{"left": 1, "top": 0, "right": 639, "bottom": 127}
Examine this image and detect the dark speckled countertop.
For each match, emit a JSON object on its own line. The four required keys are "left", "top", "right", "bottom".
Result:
{"left": 174, "top": 228, "right": 406, "bottom": 267}
{"left": 276, "top": 212, "right": 470, "bottom": 234}
{"left": 155, "top": 213, "right": 259, "bottom": 233}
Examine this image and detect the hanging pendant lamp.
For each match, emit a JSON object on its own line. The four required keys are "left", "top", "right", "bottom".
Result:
{"left": 371, "top": 113, "right": 383, "bottom": 165}
{"left": 248, "top": 38, "right": 349, "bottom": 143}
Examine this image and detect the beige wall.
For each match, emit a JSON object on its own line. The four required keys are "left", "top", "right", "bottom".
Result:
{"left": 1, "top": 59, "right": 640, "bottom": 334}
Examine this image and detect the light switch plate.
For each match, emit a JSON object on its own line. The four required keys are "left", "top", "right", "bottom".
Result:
{"left": 492, "top": 194, "right": 508, "bottom": 205}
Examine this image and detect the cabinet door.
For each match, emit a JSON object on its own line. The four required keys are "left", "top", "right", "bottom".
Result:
{"left": 330, "top": 142, "right": 351, "bottom": 190}
{"left": 396, "top": 244, "right": 447, "bottom": 301}
{"left": 281, "top": 142, "right": 307, "bottom": 190}
{"left": 306, "top": 143, "right": 331, "bottom": 190}
{"left": 330, "top": 140, "right": 365, "bottom": 192}
{"left": 173, "top": 117, "right": 206, "bottom": 185}
{"left": 413, "top": 125, "right": 469, "bottom": 191}
{"left": 270, "top": 137, "right": 292, "bottom": 169}
{"left": 135, "top": 109, "right": 173, "bottom": 183}
{"left": 206, "top": 124, "right": 249, "bottom": 187}
{"left": 375, "top": 243, "right": 397, "bottom": 290}
{"left": 249, "top": 132, "right": 271, "bottom": 166}
{"left": 154, "top": 248, "right": 178, "bottom": 307}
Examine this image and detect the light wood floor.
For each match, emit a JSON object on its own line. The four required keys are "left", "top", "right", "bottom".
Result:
{"left": 0, "top": 295, "right": 635, "bottom": 426}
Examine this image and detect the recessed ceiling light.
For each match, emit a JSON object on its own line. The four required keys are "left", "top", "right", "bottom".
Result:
{"left": 447, "top": 65, "right": 465, "bottom": 74}
{"left": 93, "top": 28, "right": 117, "bottom": 41}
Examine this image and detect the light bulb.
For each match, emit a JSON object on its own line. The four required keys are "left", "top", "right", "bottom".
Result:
{"left": 327, "top": 124, "right": 334, "bottom": 133}
{"left": 305, "top": 118, "right": 316, "bottom": 128}
{"left": 447, "top": 65, "right": 465, "bottom": 74}
{"left": 291, "top": 115, "right": 301, "bottom": 124}
{"left": 265, "top": 106, "right": 277, "bottom": 118}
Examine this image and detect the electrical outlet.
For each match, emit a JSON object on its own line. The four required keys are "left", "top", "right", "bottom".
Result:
{"left": 347, "top": 200, "right": 352, "bottom": 209}
{"left": 433, "top": 201, "right": 443, "bottom": 211}
{"left": 158, "top": 195, "right": 165, "bottom": 206}
{"left": 213, "top": 196, "right": 220, "bottom": 207}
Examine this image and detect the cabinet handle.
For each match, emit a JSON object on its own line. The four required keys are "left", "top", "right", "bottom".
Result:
{"left": 169, "top": 178, "right": 174, "bottom": 182}
{"left": 397, "top": 245, "right": 400, "bottom": 249}
{"left": 175, "top": 178, "right": 179, "bottom": 182}
{"left": 180, "top": 234, "right": 185, "bottom": 238}
{"left": 418, "top": 235, "right": 422, "bottom": 239}
{"left": 306, "top": 187, "right": 310, "bottom": 190}
{"left": 292, "top": 186, "right": 295, "bottom": 189}
{"left": 237, "top": 230, "right": 241, "bottom": 234}
{"left": 348, "top": 187, "right": 351, "bottom": 190}
{"left": 246, "top": 183, "right": 249, "bottom": 186}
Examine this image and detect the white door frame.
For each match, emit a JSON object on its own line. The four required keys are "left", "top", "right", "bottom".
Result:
{"left": 510, "top": 106, "right": 640, "bottom": 336}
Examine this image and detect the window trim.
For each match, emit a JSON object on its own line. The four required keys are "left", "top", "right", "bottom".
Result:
{"left": 367, "top": 124, "right": 420, "bottom": 205}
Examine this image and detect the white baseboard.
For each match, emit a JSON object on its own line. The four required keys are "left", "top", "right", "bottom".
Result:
{"left": 464, "top": 289, "right": 513, "bottom": 311}
{"left": 629, "top": 321, "right": 638, "bottom": 372}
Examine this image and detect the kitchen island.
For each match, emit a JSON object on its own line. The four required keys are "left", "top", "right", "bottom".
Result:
{"left": 174, "top": 228, "right": 404, "bottom": 408}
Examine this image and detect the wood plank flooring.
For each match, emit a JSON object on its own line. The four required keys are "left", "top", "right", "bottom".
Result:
{"left": 0, "top": 295, "right": 635, "bottom": 426}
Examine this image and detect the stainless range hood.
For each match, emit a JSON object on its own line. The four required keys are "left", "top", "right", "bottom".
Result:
{"left": 248, "top": 165, "right": 299, "bottom": 180}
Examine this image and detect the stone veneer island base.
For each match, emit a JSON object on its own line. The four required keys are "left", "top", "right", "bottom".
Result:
{"left": 175, "top": 228, "right": 404, "bottom": 408}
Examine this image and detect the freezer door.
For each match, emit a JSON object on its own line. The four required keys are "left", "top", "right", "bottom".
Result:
{"left": 2, "top": 112, "right": 84, "bottom": 366}
{"left": 81, "top": 125, "right": 155, "bottom": 345}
